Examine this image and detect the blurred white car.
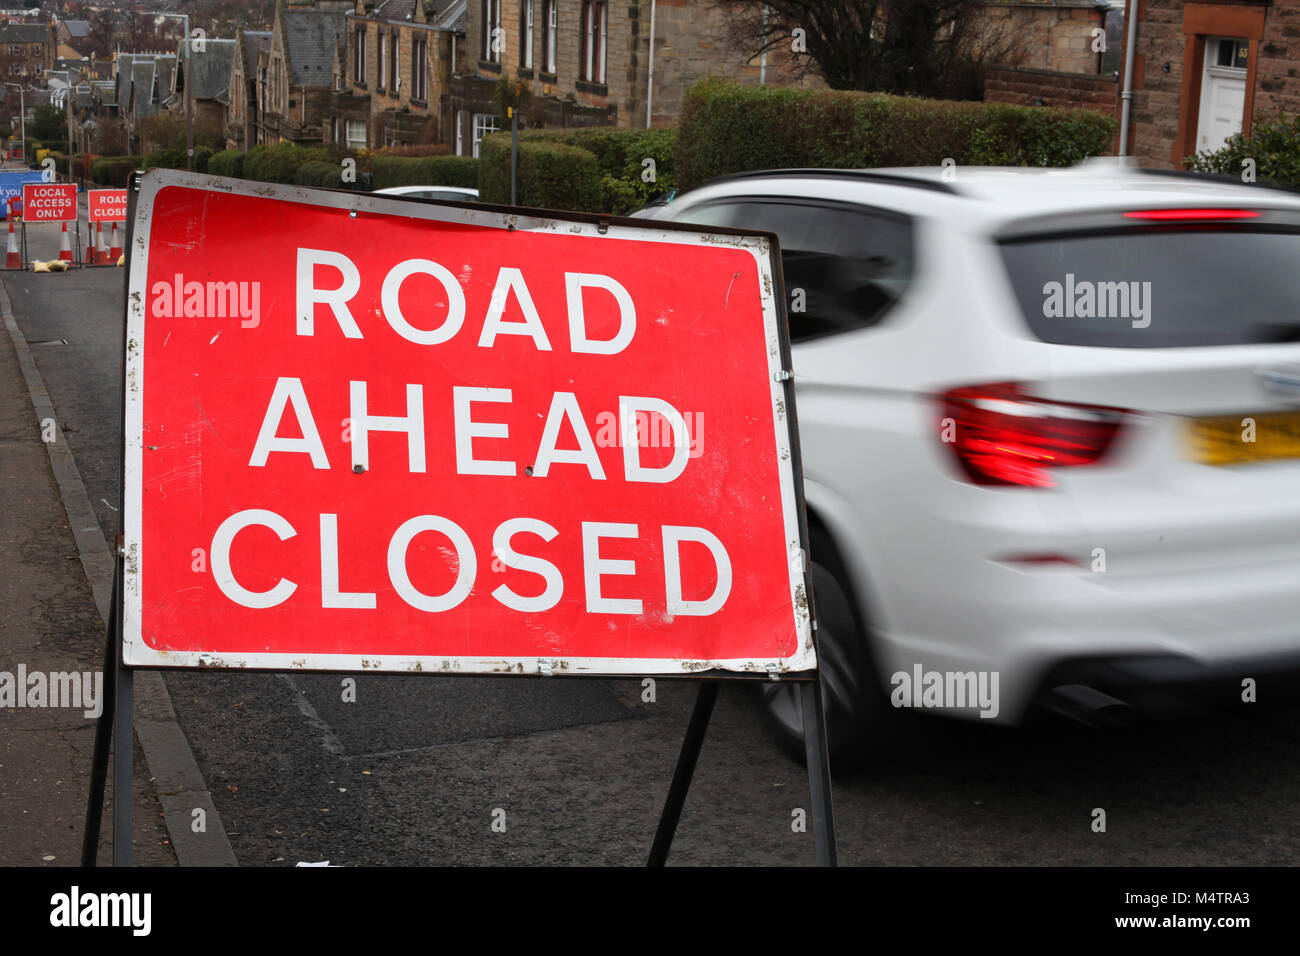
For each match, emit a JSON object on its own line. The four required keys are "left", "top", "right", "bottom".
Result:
{"left": 374, "top": 185, "right": 479, "bottom": 202}
{"left": 649, "top": 161, "right": 1300, "bottom": 762}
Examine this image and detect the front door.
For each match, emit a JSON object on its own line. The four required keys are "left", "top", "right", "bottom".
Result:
{"left": 1196, "top": 37, "right": 1248, "bottom": 154}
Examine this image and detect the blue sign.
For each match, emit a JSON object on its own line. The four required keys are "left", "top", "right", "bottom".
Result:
{"left": 0, "top": 170, "right": 53, "bottom": 220}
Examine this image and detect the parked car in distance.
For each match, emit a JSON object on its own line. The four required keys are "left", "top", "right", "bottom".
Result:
{"left": 374, "top": 185, "right": 479, "bottom": 203}
{"left": 641, "top": 160, "right": 1300, "bottom": 766}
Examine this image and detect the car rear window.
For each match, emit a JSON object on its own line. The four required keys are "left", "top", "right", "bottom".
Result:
{"left": 1000, "top": 229, "right": 1300, "bottom": 347}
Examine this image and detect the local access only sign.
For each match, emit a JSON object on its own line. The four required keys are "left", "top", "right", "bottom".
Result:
{"left": 122, "top": 170, "right": 814, "bottom": 675}
{"left": 88, "top": 188, "right": 128, "bottom": 223}
{"left": 22, "top": 182, "right": 77, "bottom": 222}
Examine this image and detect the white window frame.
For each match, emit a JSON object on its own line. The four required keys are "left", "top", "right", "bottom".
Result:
{"left": 544, "top": 0, "right": 557, "bottom": 73}
{"left": 522, "top": 0, "right": 534, "bottom": 70}
{"left": 482, "top": 0, "right": 502, "bottom": 63}
{"left": 377, "top": 27, "right": 386, "bottom": 89}
{"left": 581, "top": 1, "right": 606, "bottom": 84}
{"left": 456, "top": 109, "right": 465, "bottom": 155}
{"left": 471, "top": 112, "right": 498, "bottom": 158}
{"left": 355, "top": 26, "right": 366, "bottom": 84}
{"left": 413, "top": 36, "right": 427, "bottom": 100}
{"left": 345, "top": 119, "right": 366, "bottom": 151}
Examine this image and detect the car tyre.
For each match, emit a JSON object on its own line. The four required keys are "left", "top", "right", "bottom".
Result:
{"left": 757, "top": 529, "right": 894, "bottom": 769}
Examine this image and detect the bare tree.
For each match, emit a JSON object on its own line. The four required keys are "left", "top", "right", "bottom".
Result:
{"left": 713, "top": 0, "right": 1019, "bottom": 99}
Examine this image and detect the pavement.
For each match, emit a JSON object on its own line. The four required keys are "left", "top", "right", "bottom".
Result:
{"left": 0, "top": 266, "right": 174, "bottom": 867}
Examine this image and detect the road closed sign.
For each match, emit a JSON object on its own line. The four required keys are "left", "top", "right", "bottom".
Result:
{"left": 88, "top": 188, "right": 129, "bottom": 222}
{"left": 22, "top": 182, "right": 77, "bottom": 222}
{"left": 122, "top": 170, "right": 814, "bottom": 675}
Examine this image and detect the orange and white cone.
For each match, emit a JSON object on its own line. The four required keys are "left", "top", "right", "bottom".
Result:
{"left": 94, "top": 222, "right": 107, "bottom": 264}
{"left": 58, "top": 221, "right": 72, "bottom": 262}
{"left": 108, "top": 222, "right": 122, "bottom": 261}
{"left": 5, "top": 219, "right": 20, "bottom": 269}
{"left": 84, "top": 227, "right": 94, "bottom": 264}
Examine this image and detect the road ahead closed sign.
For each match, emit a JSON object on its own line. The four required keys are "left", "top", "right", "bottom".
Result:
{"left": 122, "top": 170, "right": 813, "bottom": 675}
{"left": 88, "top": 188, "right": 128, "bottom": 222}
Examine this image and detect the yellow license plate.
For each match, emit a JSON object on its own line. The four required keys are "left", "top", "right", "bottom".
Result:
{"left": 1186, "top": 409, "right": 1300, "bottom": 465}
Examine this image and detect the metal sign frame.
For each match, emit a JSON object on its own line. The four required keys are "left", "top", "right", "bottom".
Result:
{"left": 86, "top": 170, "right": 837, "bottom": 868}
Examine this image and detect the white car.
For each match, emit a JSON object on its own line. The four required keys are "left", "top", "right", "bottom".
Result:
{"left": 374, "top": 185, "right": 479, "bottom": 202}
{"left": 650, "top": 160, "right": 1300, "bottom": 762}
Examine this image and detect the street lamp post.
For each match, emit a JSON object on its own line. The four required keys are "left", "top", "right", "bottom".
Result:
{"left": 149, "top": 12, "right": 193, "bottom": 170}
{"left": 5, "top": 82, "right": 25, "bottom": 165}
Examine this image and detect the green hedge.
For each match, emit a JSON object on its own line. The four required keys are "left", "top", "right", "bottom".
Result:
{"left": 243, "top": 144, "right": 330, "bottom": 183}
{"left": 1187, "top": 112, "right": 1300, "bottom": 187}
{"left": 207, "top": 149, "right": 245, "bottom": 178}
{"left": 675, "top": 79, "right": 1117, "bottom": 189}
{"left": 294, "top": 160, "right": 344, "bottom": 188}
{"left": 194, "top": 145, "right": 214, "bottom": 173}
{"left": 143, "top": 143, "right": 187, "bottom": 170}
{"left": 477, "top": 128, "right": 675, "bottom": 214}
{"left": 479, "top": 135, "right": 602, "bottom": 212}
{"left": 369, "top": 154, "right": 480, "bottom": 189}
{"left": 90, "top": 155, "right": 143, "bottom": 187}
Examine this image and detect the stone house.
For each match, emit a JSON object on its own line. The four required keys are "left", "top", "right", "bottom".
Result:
{"left": 262, "top": 0, "right": 354, "bottom": 145}
{"left": 226, "top": 30, "right": 273, "bottom": 150}
{"left": 1122, "top": 0, "right": 1300, "bottom": 168}
{"left": 0, "top": 20, "right": 55, "bottom": 80}
{"left": 451, "top": 0, "right": 816, "bottom": 156}
{"left": 340, "top": 0, "right": 467, "bottom": 150}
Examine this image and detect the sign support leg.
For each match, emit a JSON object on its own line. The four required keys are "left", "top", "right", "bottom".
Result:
{"left": 800, "top": 678, "right": 838, "bottom": 867}
{"left": 646, "top": 680, "right": 718, "bottom": 866}
{"left": 111, "top": 553, "right": 133, "bottom": 867}
{"left": 80, "top": 557, "right": 121, "bottom": 866}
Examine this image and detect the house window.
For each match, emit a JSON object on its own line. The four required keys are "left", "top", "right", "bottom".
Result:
{"left": 521, "top": 0, "right": 534, "bottom": 70}
{"left": 481, "top": 0, "right": 501, "bottom": 63}
{"left": 355, "top": 26, "right": 366, "bottom": 84}
{"left": 345, "top": 119, "right": 366, "bottom": 151}
{"left": 413, "top": 36, "right": 427, "bottom": 100}
{"left": 543, "top": 0, "right": 556, "bottom": 73}
{"left": 579, "top": 1, "right": 606, "bottom": 84}
{"left": 377, "top": 28, "right": 386, "bottom": 89}
{"left": 471, "top": 112, "right": 498, "bottom": 157}
{"left": 8, "top": 64, "right": 20, "bottom": 76}
{"left": 8, "top": 45, "right": 19, "bottom": 56}
{"left": 390, "top": 31, "right": 399, "bottom": 90}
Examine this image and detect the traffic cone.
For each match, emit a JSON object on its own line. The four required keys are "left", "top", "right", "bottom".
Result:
{"left": 95, "top": 222, "right": 107, "bottom": 264}
{"left": 5, "top": 219, "right": 20, "bottom": 269}
{"left": 108, "top": 222, "right": 122, "bottom": 261}
{"left": 84, "top": 227, "right": 93, "bottom": 264}
{"left": 58, "top": 222, "right": 72, "bottom": 262}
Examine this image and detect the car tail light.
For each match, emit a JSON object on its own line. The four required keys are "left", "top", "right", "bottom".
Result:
{"left": 939, "top": 383, "right": 1129, "bottom": 487}
{"left": 1122, "top": 208, "right": 1259, "bottom": 222}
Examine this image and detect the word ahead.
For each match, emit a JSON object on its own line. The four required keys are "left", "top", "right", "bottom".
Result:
{"left": 122, "top": 171, "right": 812, "bottom": 676}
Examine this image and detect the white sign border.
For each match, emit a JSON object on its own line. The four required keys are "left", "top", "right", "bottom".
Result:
{"left": 122, "top": 170, "right": 815, "bottom": 676}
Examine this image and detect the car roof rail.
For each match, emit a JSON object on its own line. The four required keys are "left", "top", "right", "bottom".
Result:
{"left": 1133, "top": 166, "right": 1300, "bottom": 196}
{"left": 692, "top": 167, "right": 961, "bottom": 196}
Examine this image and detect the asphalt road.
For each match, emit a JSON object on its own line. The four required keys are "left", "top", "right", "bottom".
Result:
{"left": 9, "top": 216, "right": 1300, "bottom": 866}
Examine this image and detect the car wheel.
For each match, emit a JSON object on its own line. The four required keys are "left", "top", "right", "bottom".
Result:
{"left": 757, "top": 532, "right": 891, "bottom": 768}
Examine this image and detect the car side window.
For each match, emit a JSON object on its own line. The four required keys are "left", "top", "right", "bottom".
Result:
{"left": 672, "top": 199, "right": 914, "bottom": 342}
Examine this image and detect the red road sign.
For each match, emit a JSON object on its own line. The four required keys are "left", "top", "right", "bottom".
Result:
{"left": 88, "top": 188, "right": 128, "bottom": 223}
{"left": 21, "top": 182, "right": 77, "bottom": 222}
{"left": 122, "top": 170, "right": 813, "bottom": 675}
